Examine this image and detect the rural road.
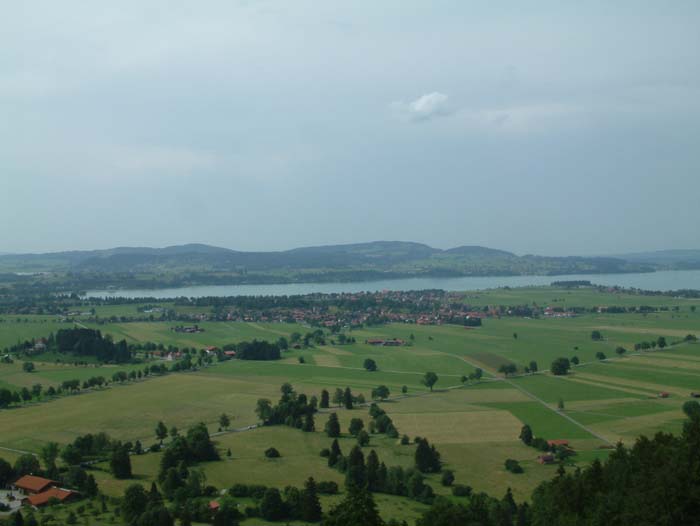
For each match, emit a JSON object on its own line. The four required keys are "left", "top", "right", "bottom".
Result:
{"left": 0, "top": 446, "right": 35, "bottom": 457}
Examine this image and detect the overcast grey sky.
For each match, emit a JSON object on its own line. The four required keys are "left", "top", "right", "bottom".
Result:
{"left": 2, "top": 1, "right": 699, "bottom": 255}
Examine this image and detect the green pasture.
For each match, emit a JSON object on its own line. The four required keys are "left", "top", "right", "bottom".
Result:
{"left": 462, "top": 286, "right": 700, "bottom": 309}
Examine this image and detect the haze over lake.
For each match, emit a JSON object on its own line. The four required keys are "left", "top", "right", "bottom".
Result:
{"left": 86, "top": 269, "right": 700, "bottom": 299}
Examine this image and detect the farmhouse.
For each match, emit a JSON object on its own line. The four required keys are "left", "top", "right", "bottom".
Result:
{"left": 364, "top": 338, "right": 405, "bottom": 347}
{"left": 12, "top": 475, "right": 80, "bottom": 509}
{"left": 24, "top": 487, "right": 78, "bottom": 508}
{"left": 547, "top": 439, "right": 570, "bottom": 448}
{"left": 172, "top": 325, "right": 205, "bottom": 334}
{"left": 13, "top": 475, "right": 57, "bottom": 495}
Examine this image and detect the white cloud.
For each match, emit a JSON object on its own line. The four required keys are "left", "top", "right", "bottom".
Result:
{"left": 391, "top": 92, "right": 452, "bottom": 122}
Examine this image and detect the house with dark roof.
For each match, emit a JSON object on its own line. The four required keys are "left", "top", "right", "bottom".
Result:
{"left": 537, "top": 454, "right": 556, "bottom": 464}
{"left": 547, "top": 439, "right": 570, "bottom": 448}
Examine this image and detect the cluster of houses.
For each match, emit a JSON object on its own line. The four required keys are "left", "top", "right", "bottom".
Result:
{"left": 212, "top": 290, "right": 499, "bottom": 328}
{"left": 10, "top": 475, "right": 78, "bottom": 508}
{"left": 537, "top": 440, "right": 571, "bottom": 464}
{"left": 542, "top": 307, "right": 577, "bottom": 318}
{"left": 150, "top": 346, "right": 236, "bottom": 361}
{"left": 365, "top": 338, "right": 405, "bottom": 347}
{"left": 171, "top": 325, "right": 205, "bottom": 334}
{"left": 222, "top": 304, "right": 492, "bottom": 328}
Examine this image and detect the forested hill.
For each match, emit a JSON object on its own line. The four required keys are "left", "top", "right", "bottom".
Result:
{"left": 1, "top": 241, "right": 696, "bottom": 284}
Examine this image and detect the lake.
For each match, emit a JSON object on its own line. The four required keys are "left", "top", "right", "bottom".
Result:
{"left": 85, "top": 269, "right": 700, "bottom": 298}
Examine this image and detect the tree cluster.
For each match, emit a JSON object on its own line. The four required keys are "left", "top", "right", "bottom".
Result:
{"left": 550, "top": 357, "right": 571, "bottom": 376}
{"left": 256, "top": 383, "right": 317, "bottom": 431}
{"left": 232, "top": 339, "right": 281, "bottom": 360}
{"left": 326, "top": 442, "right": 436, "bottom": 505}
{"left": 157, "top": 423, "right": 219, "bottom": 487}
{"left": 529, "top": 414, "right": 700, "bottom": 526}
{"left": 368, "top": 403, "right": 399, "bottom": 439}
{"left": 54, "top": 328, "right": 131, "bottom": 363}
{"left": 414, "top": 437, "right": 441, "bottom": 473}
{"left": 228, "top": 478, "right": 323, "bottom": 523}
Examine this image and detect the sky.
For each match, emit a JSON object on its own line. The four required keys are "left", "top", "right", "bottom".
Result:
{"left": 1, "top": 1, "right": 699, "bottom": 256}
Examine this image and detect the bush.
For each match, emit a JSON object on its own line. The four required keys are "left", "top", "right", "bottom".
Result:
{"left": 386, "top": 423, "right": 399, "bottom": 439}
{"left": 229, "top": 483, "right": 248, "bottom": 497}
{"left": 357, "top": 430, "right": 370, "bottom": 447}
{"left": 244, "top": 506, "right": 260, "bottom": 518}
{"left": 316, "top": 481, "right": 339, "bottom": 494}
{"left": 441, "top": 470, "right": 455, "bottom": 487}
{"left": 229, "top": 484, "right": 268, "bottom": 499}
{"left": 319, "top": 448, "right": 330, "bottom": 458}
{"left": 505, "top": 458, "right": 523, "bottom": 474}
{"left": 550, "top": 357, "right": 571, "bottom": 376}
{"left": 451, "top": 484, "right": 472, "bottom": 497}
{"left": 264, "top": 447, "right": 280, "bottom": 458}
{"left": 531, "top": 437, "right": 550, "bottom": 451}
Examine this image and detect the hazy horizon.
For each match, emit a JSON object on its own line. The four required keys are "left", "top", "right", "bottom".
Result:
{"left": 2, "top": 1, "right": 699, "bottom": 256}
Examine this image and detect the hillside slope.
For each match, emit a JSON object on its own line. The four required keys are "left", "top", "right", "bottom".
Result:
{"left": 0, "top": 241, "right": 663, "bottom": 279}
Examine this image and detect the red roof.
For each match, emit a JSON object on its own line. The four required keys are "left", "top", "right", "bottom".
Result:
{"left": 209, "top": 500, "right": 220, "bottom": 511}
{"left": 14, "top": 475, "right": 56, "bottom": 493}
{"left": 547, "top": 439, "right": 570, "bottom": 447}
{"left": 25, "top": 487, "right": 77, "bottom": 507}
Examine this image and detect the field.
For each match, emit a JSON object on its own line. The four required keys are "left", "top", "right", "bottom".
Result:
{"left": 1, "top": 286, "right": 699, "bottom": 523}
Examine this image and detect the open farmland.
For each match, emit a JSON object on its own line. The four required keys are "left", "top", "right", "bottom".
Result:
{"left": 1, "top": 286, "right": 699, "bottom": 522}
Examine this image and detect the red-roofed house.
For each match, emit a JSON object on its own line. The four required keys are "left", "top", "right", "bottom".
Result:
{"left": 547, "top": 439, "right": 570, "bottom": 448}
{"left": 209, "top": 500, "right": 220, "bottom": 512}
{"left": 13, "top": 475, "right": 57, "bottom": 495}
{"left": 23, "top": 487, "right": 78, "bottom": 508}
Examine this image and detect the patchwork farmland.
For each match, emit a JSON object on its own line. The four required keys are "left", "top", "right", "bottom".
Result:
{"left": 0, "top": 286, "right": 699, "bottom": 523}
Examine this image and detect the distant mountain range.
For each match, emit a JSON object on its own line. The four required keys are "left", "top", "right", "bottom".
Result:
{"left": 2, "top": 242, "right": 699, "bottom": 284}
{"left": 615, "top": 249, "right": 700, "bottom": 268}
